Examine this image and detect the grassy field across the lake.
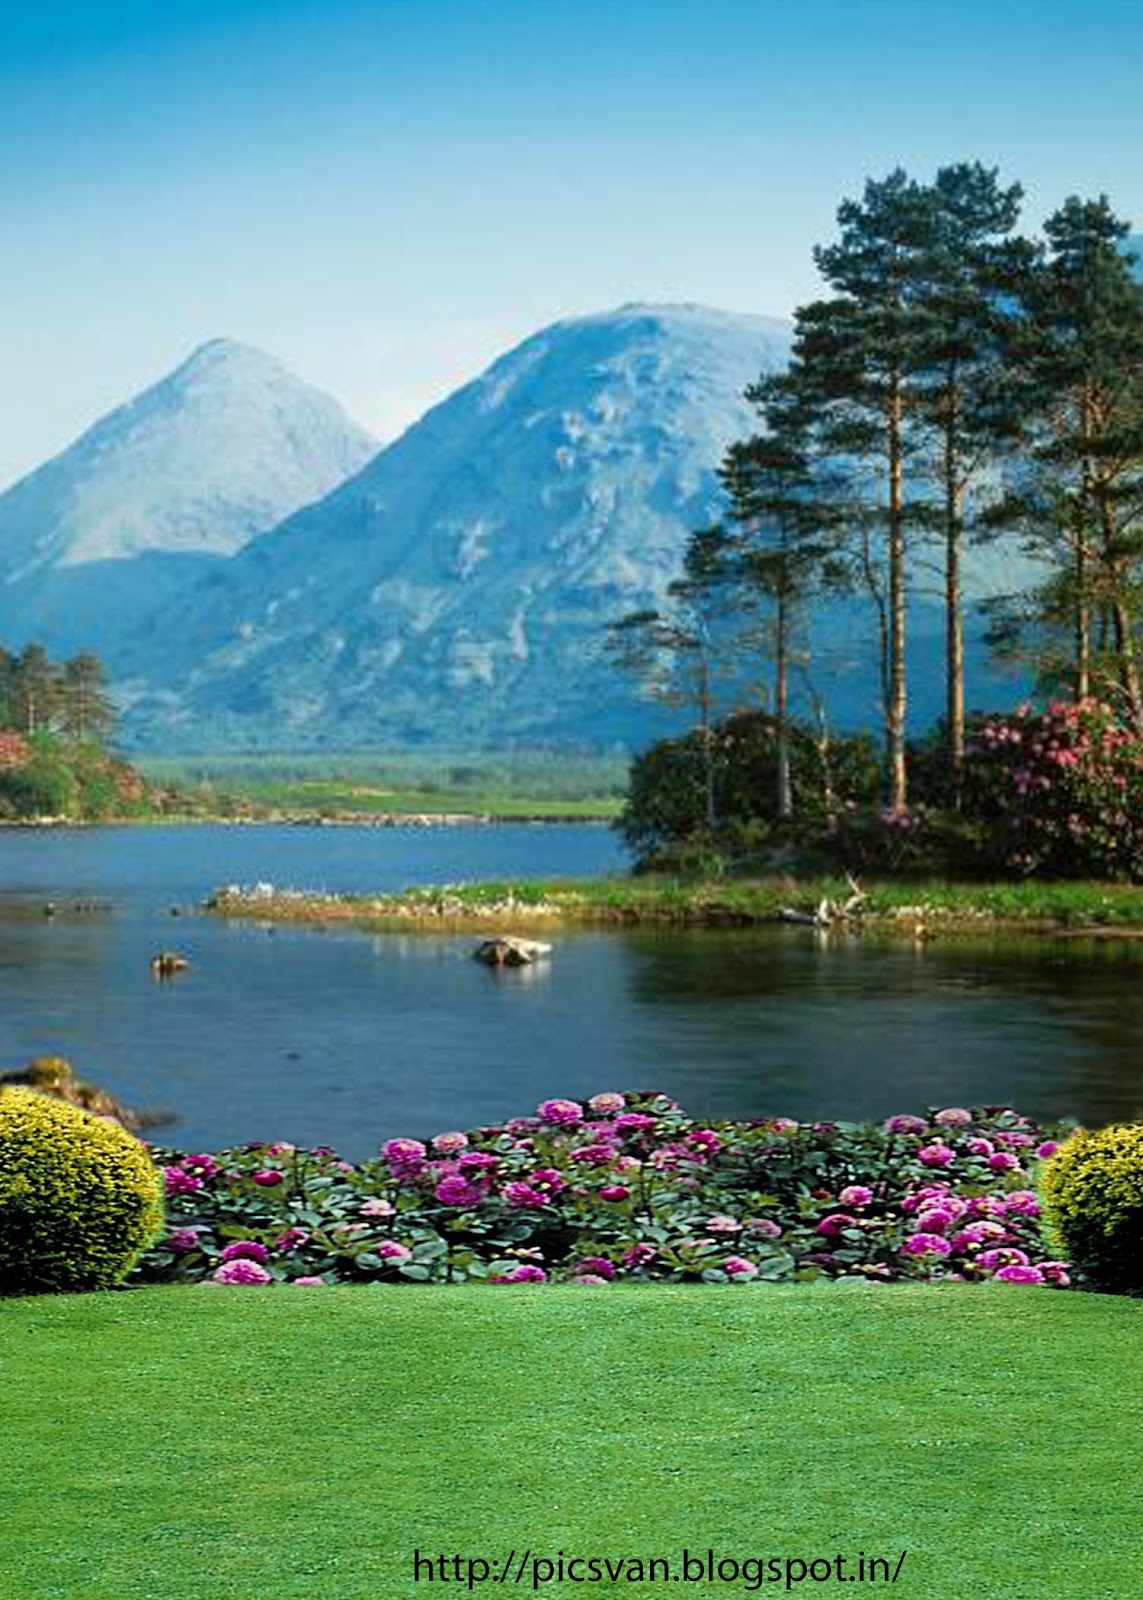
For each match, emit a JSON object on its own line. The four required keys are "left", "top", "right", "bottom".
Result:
{"left": 3, "top": 1282, "right": 1140, "bottom": 1600}
{"left": 206, "top": 871, "right": 1143, "bottom": 938}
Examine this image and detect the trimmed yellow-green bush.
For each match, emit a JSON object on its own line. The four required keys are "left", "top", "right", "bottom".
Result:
{"left": 1041, "top": 1122, "right": 1143, "bottom": 1295}
{"left": 0, "top": 1086, "right": 164, "bottom": 1294}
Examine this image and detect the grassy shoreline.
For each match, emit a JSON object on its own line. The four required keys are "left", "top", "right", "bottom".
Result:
{"left": 204, "top": 872, "right": 1143, "bottom": 938}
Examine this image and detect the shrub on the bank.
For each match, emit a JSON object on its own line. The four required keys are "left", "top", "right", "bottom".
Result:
{"left": 618, "top": 711, "right": 880, "bottom": 867}
{"left": 136, "top": 1094, "right": 1073, "bottom": 1290}
{"left": 960, "top": 701, "right": 1143, "bottom": 879}
{"left": 0, "top": 1087, "right": 165, "bottom": 1294}
{"left": 1041, "top": 1123, "right": 1143, "bottom": 1294}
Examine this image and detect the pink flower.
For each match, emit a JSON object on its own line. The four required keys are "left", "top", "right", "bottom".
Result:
{"left": 252, "top": 1169, "right": 284, "bottom": 1187}
{"left": 1035, "top": 1140, "right": 1059, "bottom": 1160}
{"left": 588, "top": 1092, "right": 626, "bottom": 1115}
{"left": 952, "top": 1222, "right": 1006, "bottom": 1250}
{"left": 181, "top": 1153, "right": 220, "bottom": 1178}
{"left": 901, "top": 1185, "right": 952, "bottom": 1214}
{"left": 838, "top": 1185, "right": 874, "bottom": 1208}
{"left": 503, "top": 1182, "right": 550, "bottom": 1209}
{"left": 966, "top": 1138, "right": 995, "bottom": 1157}
{"left": 917, "top": 1143, "right": 956, "bottom": 1168}
{"left": 381, "top": 1137, "right": 427, "bottom": 1175}
{"left": 1002, "top": 1191, "right": 1041, "bottom": 1219}
{"left": 816, "top": 1214, "right": 857, "bottom": 1236}
{"left": 292, "top": 1275, "right": 326, "bottom": 1286}
{"left": 376, "top": 1240, "right": 412, "bottom": 1261}
{"left": 995, "top": 1131, "right": 1034, "bottom": 1149}
{"left": 884, "top": 1114, "right": 927, "bottom": 1136}
{"left": 575, "top": 1257, "right": 616, "bottom": 1280}
{"left": 572, "top": 1273, "right": 611, "bottom": 1286}
{"left": 166, "top": 1228, "right": 200, "bottom": 1254}
{"left": 934, "top": 1107, "right": 972, "bottom": 1128}
{"left": 275, "top": 1228, "right": 310, "bottom": 1252}
{"left": 435, "top": 1176, "right": 485, "bottom": 1207}
{"left": 705, "top": 1214, "right": 741, "bottom": 1235}
{"left": 164, "top": 1166, "right": 203, "bottom": 1196}
{"left": 528, "top": 1168, "right": 567, "bottom": 1195}
{"left": 614, "top": 1113, "right": 657, "bottom": 1134}
{"left": 495, "top": 1264, "right": 548, "bottom": 1283}
{"left": 723, "top": 1256, "right": 759, "bottom": 1279}
{"left": 431, "top": 1131, "right": 469, "bottom": 1154}
{"left": 569, "top": 1142, "right": 619, "bottom": 1166}
{"left": 987, "top": 1151, "right": 1020, "bottom": 1173}
{"left": 915, "top": 1208, "right": 955, "bottom": 1234}
{"left": 768, "top": 1117, "right": 799, "bottom": 1134}
{"left": 213, "top": 1259, "right": 272, "bottom": 1285}
{"left": 220, "top": 1240, "right": 270, "bottom": 1264}
{"left": 359, "top": 1197, "right": 394, "bottom": 1218}
{"left": 622, "top": 1244, "right": 656, "bottom": 1268}
{"left": 597, "top": 1185, "right": 631, "bottom": 1202}
{"left": 537, "top": 1098, "right": 583, "bottom": 1127}
{"left": 687, "top": 1129, "right": 722, "bottom": 1154}
{"left": 266, "top": 1141, "right": 296, "bottom": 1156}
{"left": 994, "top": 1264, "right": 1045, "bottom": 1284}
{"left": 977, "top": 1247, "right": 1030, "bottom": 1272}
{"left": 1038, "top": 1260, "right": 1071, "bottom": 1286}
{"left": 744, "top": 1217, "right": 782, "bottom": 1238}
{"left": 458, "top": 1151, "right": 499, "bottom": 1173}
{"left": 902, "top": 1233, "right": 952, "bottom": 1257}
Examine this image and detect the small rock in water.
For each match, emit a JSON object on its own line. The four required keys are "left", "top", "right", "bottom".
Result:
{"left": 473, "top": 936, "right": 553, "bottom": 968}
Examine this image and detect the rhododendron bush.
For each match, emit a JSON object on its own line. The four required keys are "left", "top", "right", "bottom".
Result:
{"left": 962, "top": 700, "right": 1143, "bottom": 879}
{"left": 134, "top": 1093, "right": 1073, "bottom": 1289}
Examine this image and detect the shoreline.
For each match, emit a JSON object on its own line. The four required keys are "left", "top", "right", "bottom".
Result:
{"left": 0, "top": 809, "right": 617, "bottom": 829}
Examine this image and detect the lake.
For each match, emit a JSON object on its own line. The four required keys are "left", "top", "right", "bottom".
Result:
{"left": 1, "top": 823, "right": 1141, "bottom": 1157}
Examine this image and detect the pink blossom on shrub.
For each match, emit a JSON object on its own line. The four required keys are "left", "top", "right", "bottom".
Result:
{"left": 569, "top": 1142, "right": 619, "bottom": 1166}
{"left": 181, "top": 1153, "right": 220, "bottom": 1178}
{"left": 917, "top": 1143, "right": 956, "bottom": 1168}
{"left": 705, "top": 1214, "right": 741, "bottom": 1234}
{"left": 838, "top": 1185, "right": 874, "bottom": 1208}
{"left": 164, "top": 1166, "right": 203, "bottom": 1196}
{"left": 768, "top": 1117, "right": 800, "bottom": 1134}
{"left": 966, "top": 1137, "right": 995, "bottom": 1157}
{"left": 505, "top": 1117, "right": 540, "bottom": 1136}
{"left": 537, "top": 1098, "right": 583, "bottom": 1127}
{"left": 529, "top": 1168, "right": 567, "bottom": 1194}
{"left": 1002, "top": 1191, "right": 1041, "bottom": 1219}
{"left": 723, "top": 1256, "right": 759, "bottom": 1279}
{"left": 952, "top": 1222, "right": 1007, "bottom": 1250}
{"left": 622, "top": 1244, "right": 656, "bottom": 1268}
{"left": 266, "top": 1142, "right": 296, "bottom": 1156}
{"left": 434, "top": 1176, "right": 485, "bottom": 1207}
{"left": 213, "top": 1259, "right": 272, "bottom": 1285}
{"left": 597, "top": 1185, "right": 631, "bottom": 1202}
{"left": 687, "top": 1129, "right": 722, "bottom": 1154}
{"left": 902, "top": 1233, "right": 952, "bottom": 1257}
{"left": 816, "top": 1214, "right": 856, "bottom": 1236}
{"left": 588, "top": 1092, "right": 626, "bottom": 1115}
{"left": 575, "top": 1257, "right": 616, "bottom": 1280}
{"left": 572, "top": 1273, "right": 611, "bottom": 1285}
{"left": 744, "top": 1217, "right": 782, "bottom": 1238}
{"left": 495, "top": 1264, "right": 548, "bottom": 1283}
{"left": 987, "top": 1151, "right": 1021, "bottom": 1173}
{"left": 458, "top": 1151, "right": 499, "bottom": 1174}
{"left": 166, "top": 1228, "right": 200, "bottom": 1254}
{"left": 614, "top": 1113, "right": 657, "bottom": 1134}
{"left": 915, "top": 1208, "right": 956, "bottom": 1234}
{"left": 275, "top": 1228, "right": 309, "bottom": 1252}
{"left": 376, "top": 1240, "right": 413, "bottom": 1261}
{"left": 1036, "top": 1140, "right": 1060, "bottom": 1160}
{"left": 884, "top": 1114, "right": 928, "bottom": 1135}
{"left": 220, "top": 1240, "right": 270, "bottom": 1264}
{"left": 1039, "top": 1261, "right": 1072, "bottom": 1286}
{"left": 381, "top": 1138, "right": 427, "bottom": 1176}
{"left": 432, "top": 1131, "right": 469, "bottom": 1154}
{"left": 934, "top": 1107, "right": 972, "bottom": 1128}
{"left": 994, "top": 1264, "right": 1045, "bottom": 1284}
{"left": 359, "top": 1197, "right": 394, "bottom": 1217}
{"left": 503, "top": 1182, "right": 550, "bottom": 1209}
{"left": 977, "top": 1247, "right": 1030, "bottom": 1271}
{"left": 292, "top": 1276, "right": 326, "bottom": 1286}
{"left": 252, "top": 1169, "right": 284, "bottom": 1187}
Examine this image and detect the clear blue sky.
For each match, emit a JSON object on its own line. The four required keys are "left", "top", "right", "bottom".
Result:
{"left": 2, "top": 0, "right": 1142, "bottom": 483}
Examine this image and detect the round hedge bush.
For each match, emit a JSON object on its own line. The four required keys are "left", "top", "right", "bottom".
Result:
{"left": 1041, "top": 1122, "right": 1143, "bottom": 1294}
{"left": 0, "top": 1086, "right": 164, "bottom": 1294}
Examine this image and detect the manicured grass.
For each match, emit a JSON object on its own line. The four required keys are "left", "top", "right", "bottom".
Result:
{"left": 237, "top": 778, "right": 622, "bottom": 819}
{"left": 2, "top": 1283, "right": 1140, "bottom": 1599}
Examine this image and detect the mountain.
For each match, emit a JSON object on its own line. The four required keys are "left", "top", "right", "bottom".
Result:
{"left": 121, "top": 304, "right": 794, "bottom": 748}
{"left": 0, "top": 339, "right": 376, "bottom": 657}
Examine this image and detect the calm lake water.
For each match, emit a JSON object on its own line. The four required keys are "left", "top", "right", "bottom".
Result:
{"left": 2, "top": 823, "right": 1142, "bottom": 1157}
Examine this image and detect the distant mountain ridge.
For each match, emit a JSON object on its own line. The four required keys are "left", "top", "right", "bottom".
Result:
{"left": 0, "top": 338, "right": 376, "bottom": 657}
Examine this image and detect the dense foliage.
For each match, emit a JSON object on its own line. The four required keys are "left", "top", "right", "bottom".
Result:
{"left": 134, "top": 1092, "right": 1071, "bottom": 1290}
{"left": 0, "top": 1087, "right": 165, "bottom": 1294}
{"left": 1041, "top": 1122, "right": 1143, "bottom": 1295}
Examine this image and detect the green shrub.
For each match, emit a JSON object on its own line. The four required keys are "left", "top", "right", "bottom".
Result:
{"left": 0, "top": 1087, "right": 164, "bottom": 1294}
{"left": 1041, "top": 1123, "right": 1143, "bottom": 1294}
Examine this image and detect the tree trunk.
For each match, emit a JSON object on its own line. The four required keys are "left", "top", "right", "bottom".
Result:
{"left": 775, "top": 585, "right": 793, "bottom": 820}
{"left": 887, "top": 384, "right": 908, "bottom": 809}
{"left": 943, "top": 395, "right": 965, "bottom": 795}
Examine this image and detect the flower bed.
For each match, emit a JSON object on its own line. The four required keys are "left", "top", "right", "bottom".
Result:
{"left": 134, "top": 1094, "right": 1074, "bottom": 1289}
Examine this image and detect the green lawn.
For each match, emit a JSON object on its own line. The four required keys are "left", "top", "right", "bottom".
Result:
{"left": 2, "top": 1284, "right": 1141, "bottom": 1599}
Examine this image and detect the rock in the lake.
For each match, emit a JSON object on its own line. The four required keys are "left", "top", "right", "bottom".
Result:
{"left": 151, "top": 951, "right": 190, "bottom": 977}
{"left": 473, "top": 936, "right": 553, "bottom": 968}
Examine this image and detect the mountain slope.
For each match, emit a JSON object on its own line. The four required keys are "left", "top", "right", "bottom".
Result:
{"left": 0, "top": 339, "right": 376, "bottom": 657}
{"left": 123, "top": 304, "right": 793, "bottom": 748}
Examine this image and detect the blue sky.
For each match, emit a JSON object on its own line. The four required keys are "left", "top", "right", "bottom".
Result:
{"left": 2, "top": 0, "right": 1142, "bottom": 482}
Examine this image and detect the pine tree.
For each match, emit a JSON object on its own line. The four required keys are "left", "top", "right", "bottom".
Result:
{"left": 10, "top": 645, "right": 60, "bottom": 735}
{"left": 60, "top": 653, "right": 115, "bottom": 743}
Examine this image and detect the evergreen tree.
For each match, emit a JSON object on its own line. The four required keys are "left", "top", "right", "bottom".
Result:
{"left": 9, "top": 645, "right": 60, "bottom": 735}
{"left": 60, "top": 653, "right": 115, "bottom": 743}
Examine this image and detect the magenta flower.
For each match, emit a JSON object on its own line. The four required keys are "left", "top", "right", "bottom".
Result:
{"left": 744, "top": 1217, "right": 782, "bottom": 1239}
{"left": 434, "top": 1176, "right": 485, "bottom": 1207}
{"left": 952, "top": 1222, "right": 1006, "bottom": 1250}
{"left": 987, "top": 1151, "right": 1020, "bottom": 1173}
{"left": 768, "top": 1117, "right": 799, "bottom": 1134}
{"left": 572, "top": 1273, "right": 611, "bottom": 1286}
{"left": 457, "top": 1151, "right": 499, "bottom": 1173}
{"left": 902, "top": 1233, "right": 952, "bottom": 1257}
{"left": 1038, "top": 1260, "right": 1071, "bottom": 1286}
{"left": 994, "top": 1264, "right": 1045, "bottom": 1284}
{"left": 884, "top": 1114, "right": 928, "bottom": 1136}
{"left": 838, "top": 1185, "right": 874, "bottom": 1208}
{"left": 1002, "top": 1191, "right": 1041, "bottom": 1219}
{"left": 575, "top": 1257, "right": 616, "bottom": 1280}
{"left": 914, "top": 1207, "right": 955, "bottom": 1234}
{"left": 977, "top": 1247, "right": 1030, "bottom": 1272}
{"left": 275, "top": 1228, "right": 310, "bottom": 1252}
{"left": 537, "top": 1098, "right": 583, "bottom": 1126}
{"left": 705, "top": 1214, "right": 741, "bottom": 1234}
{"left": 252, "top": 1169, "right": 284, "bottom": 1187}
{"left": 266, "top": 1141, "right": 296, "bottom": 1156}
{"left": 588, "top": 1092, "right": 626, "bottom": 1115}
{"left": 613, "top": 1112, "right": 657, "bottom": 1134}
{"left": 816, "top": 1213, "right": 857, "bottom": 1236}
{"left": 503, "top": 1181, "right": 550, "bottom": 1209}
{"left": 1036, "top": 1140, "right": 1059, "bottom": 1160}
{"left": 526, "top": 1167, "right": 566, "bottom": 1195}
{"left": 496, "top": 1264, "right": 548, "bottom": 1283}
{"left": 220, "top": 1240, "right": 271, "bottom": 1264}
{"left": 917, "top": 1143, "right": 956, "bottom": 1168}
{"left": 966, "top": 1137, "right": 995, "bottom": 1157}
{"left": 381, "top": 1137, "right": 427, "bottom": 1176}
{"left": 723, "top": 1256, "right": 759, "bottom": 1279}
{"left": 995, "top": 1131, "right": 1034, "bottom": 1149}
{"left": 166, "top": 1228, "right": 200, "bottom": 1254}
{"left": 901, "top": 1185, "right": 951, "bottom": 1214}
{"left": 622, "top": 1244, "right": 656, "bottom": 1268}
{"left": 432, "top": 1131, "right": 469, "bottom": 1154}
{"left": 292, "top": 1276, "right": 326, "bottom": 1286}
{"left": 376, "top": 1240, "right": 413, "bottom": 1261}
{"left": 687, "top": 1129, "right": 722, "bottom": 1154}
{"left": 213, "top": 1259, "right": 272, "bottom": 1285}
{"left": 934, "top": 1107, "right": 972, "bottom": 1128}
{"left": 505, "top": 1117, "right": 540, "bottom": 1136}
{"left": 181, "top": 1153, "right": 220, "bottom": 1178}
{"left": 163, "top": 1166, "right": 203, "bottom": 1196}
{"left": 597, "top": 1184, "right": 631, "bottom": 1202}
{"left": 569, "top": 1142, "right": 619, "bottom": 1166}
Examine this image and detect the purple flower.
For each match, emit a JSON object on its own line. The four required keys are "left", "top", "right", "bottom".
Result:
{"left": 614, "top": 1112, "right": 657, "bottom": 1134}
{"left": 934, "top": 1107, "right": 972, "bottom": 1128}
{"left": 917, "top": 1143, "right": 956, "bottom": 1168}
{"left": 723, "top": 1256, "right": 759, "bottom": 1279}
{"left": 902, "top": 1233, "right": 953, "bottom": 1257}
{"left": 622, "top": 1244, "right": 656, "bottom": 1268}
{"left": 495, "top": 1264, "right": 548, "bottom": 1284}
{"left": 432, "top": 1131, "right": 469, "bottom": 1154}
{"left": 537, "top": 1098, "right": 583, "bottom": 1127}
{"left": 687, "top": 1129, "right": 722, "bottom": 1155}
{"left": 381, "top": 1137, "right": 427, "bottom": 1176}
{"left": 572, "top": 1273, "right": 610, "bottom": 1286}
{"left": 503, "top": 1181, "right": 550, "bottom": 1210}
{"left": 884, "top": 1114, "right": 928, "bottom": 1136}
{"left": 597, "top": 1184, "right": 631, "bottom": 1202}
{"left": 1002, "top": 1191, "right": 1041, "bottom": 1219}
{"left": 275, "top": 1228, "right": 310, "bottom": 1252}
{"left": 220, "top": 1240, "right": 270, "bottom": 1264}
{"left": 457, "top": 1151, "right": 499, "bottom": 1173}
{"left": 434, "top": 1176, "right": 485, "bottom": 1207}
{"left": 505, "top": 1117, "right": 540, "bottom": 1136}
{"left": 977, "top": 1247, "right": 1030, "bottom": 1272}
{"left": 292, "top": 1275, "right": 326, "bottom": 1286}
{"left": 915, "top": 1207, "right": 955, "bottom": 1234}
{"left": 588, "top": 1092, "right": 626, "bottom": 1115}
{"left": 1035, "top": 1140, "right": 1059, "bottom": 1160}
{"left": 966, "top": 1137, "right": 995, "bottom": 1157}
{"left": 181, "top": 1153, "right": 220, "bottom": 1178}
{"left": 952, "top": 1222, "right": 1006, "bottom": 1250}
{"left": 252, "top": 1169, "right": 284, "bottom": 1187}
{"left": 744, "top": 1217, "right": 782, "bottom": 1239}
{"left": 163, "top": 1166, "right": 203, "bottom": 1196}
{"left": 166, "top": 1228, "right": 200, "bottom": 1254}
{"left": 987, "top": 1151, "right": 1020, "bottom": 1173}
{"left": 994, "top": 1264, "right": 1045, "bottom": 1284}
{"left": 816, "top": 1213, "right": 857, "bottom": 1237}
{"left": 1038, "top": 1260, "right": 1071, "bottom": 1286}
{"left": 569, "top": 1142, "right": 619, "bottom": 1166}
{"left": 213, "top": 1260, "right": 272, "bottom": 1285}
{"left": 838, "top": 1185, "right": 874, "bottom": 1208}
